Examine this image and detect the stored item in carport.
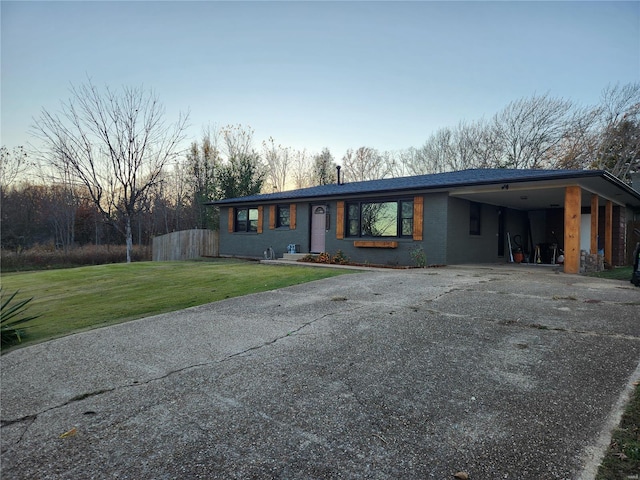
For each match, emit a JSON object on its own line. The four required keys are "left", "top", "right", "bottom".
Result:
{"left": 631, "top": 228, "right": 640, "bottom": 287}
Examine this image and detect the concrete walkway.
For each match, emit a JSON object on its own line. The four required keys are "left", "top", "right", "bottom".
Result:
{"left": 2, "top": 265, "right": 639, "bottom": 479}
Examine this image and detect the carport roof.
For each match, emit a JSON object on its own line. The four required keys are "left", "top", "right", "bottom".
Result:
{"left": 209, "top": 168, "right": 640, "bottom": 211}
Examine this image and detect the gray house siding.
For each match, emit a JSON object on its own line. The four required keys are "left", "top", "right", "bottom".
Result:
{"left": 422, "top": 193, "right": 449, "bottom": 265}
{"left": 219, "top": 204, "right": 310, "bottom": 259}
{"left": 220, "top": 195, "right": 494, "bottom": 266}
{"left": 219, "top": 195, "right": 532, "bottom": 266}
{"left": 326, "top": 236, "right": 417, "bottom": 266}
{"left": 446, "top": 198, "right": 529, "bottom": 264}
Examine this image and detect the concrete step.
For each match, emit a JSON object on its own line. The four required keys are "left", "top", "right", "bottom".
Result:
{"left": 282, "top": 253, "right": 312, "bottom": 261}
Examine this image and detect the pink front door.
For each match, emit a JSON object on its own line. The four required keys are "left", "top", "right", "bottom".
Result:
{"left": 310, "top": 205, "right": 326, "bottom": 253}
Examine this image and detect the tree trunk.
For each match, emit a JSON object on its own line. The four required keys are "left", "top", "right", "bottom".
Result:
{"left": 125, "top": 216, "right": 133, "bottom": 263}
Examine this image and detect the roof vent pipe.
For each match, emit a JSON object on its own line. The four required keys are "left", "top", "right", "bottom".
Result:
{"left": 336, "top": 165, "right": 341, "bottom": 185}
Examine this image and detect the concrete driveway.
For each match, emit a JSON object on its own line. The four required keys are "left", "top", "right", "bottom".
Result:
{"left": 2, "top": 265, "right": 640, "bottom": 479}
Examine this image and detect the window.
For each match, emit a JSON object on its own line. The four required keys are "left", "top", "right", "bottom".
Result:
{"left": 469, "top": 202, "right": 481, "bottom": 235}
{"left": 400, "top": 200, "right": 413, "bottom": 236}
{"left": 236, "top": 207, "right": 259, "bottom": 232}
{"left": 276, "top": 205, "right": 290, "bottom": 228}
{"left": 346, "top": 199, "right": 413, "bottom": 238}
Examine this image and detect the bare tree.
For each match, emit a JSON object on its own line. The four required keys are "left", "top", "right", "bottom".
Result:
{"left": 590, "top": 83, "right": 640, "bottom": 182}
{"left": 404, "top": 84, "right": 636, "bottom": 179}
{"left": 392, "top": 147, "right": 431, "bottom": 176}
{"left": 44, "top": 184, "right": 78, "bottom": 251}
{"left": 262, "top": 137, "right": 291, "bottom": 192}
{"left": 341, "top": 146, "right": 391, "bottom": 182}
{"left": 291, "top": 148, "right": 313, "bottom": 189}
{"left": 491, "top": 93, "right": 574, "bottom": 169}
{"left": 382, "top": 150, "right": 405, "bottom": 178}
{"left": 468, "top": 119, "right": 504, "bottom": 169}
{"left": 32, "top": 80, "right": 188, "bottom": 262}
{"left": 549, "top": 106, "right": 600, "bottom": 170}
{"left": 0, "top": 146, "right": 31, "bottom": 190}
{"left": 220, "top": 124, "right": 255, "bottom": 160}
{"left": 447, "top": 121, "right": 481, "bottom": 171}
{"left": 417, "top": 128, "right": 455, "bottom": 173}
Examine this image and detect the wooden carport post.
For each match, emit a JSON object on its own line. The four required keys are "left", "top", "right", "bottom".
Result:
{"left": 604, "top": 200, "right": 613, "bottom": 266}
{"left": 590, "top": 195, "right": 599, "bottom": 254}
{"left": 564, "top": 186, "right": 581, "bottom": 274}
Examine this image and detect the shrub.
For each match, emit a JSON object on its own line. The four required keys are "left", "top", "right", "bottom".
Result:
{"left": 410, "top": 246, "right": 427, "bottom": 268}
{"left": 298, "top": 251, "right": 347, "bottom": 265}
{"left": 316, "top": 252, "right": 332, "bottom": 264}
{"left": 1, "top": 289, "right": 40, "bottom": 347}
{"left": 332, "top": 250, "right": 350, "bottom": 265}
{"left": 0, "top": 244, "right": 151, "bottom": 272}
{"left": 299, "top": 254, "right": 316, "bottom": 263}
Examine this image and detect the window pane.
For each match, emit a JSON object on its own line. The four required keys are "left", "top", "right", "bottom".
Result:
{"left": 277, "top": 206, "right": 290, "bottom": 227}
{"left": 348, "top": 204, "right": 359, "bottom": 218}
{"left": 361, "top": 202, "right": 397, "bottom": 237}
{"left": 248, "top": 208, "right": 258, "bottom": 232}
{"left": 401, "top": 201, "right": 413, "bottom": 218}
{"left": 347, "top": 204, "right": 359, "bottom": 237}
{"left": 402, "top": 218, "right": 413, "bottom": 236}
{"left": 236, "top": 208, "right": 247, "bottom": 231}
{"left": 400, "top": 201, "right": 413, "bottom": 237}
{"left": 348, "top": 220, "right": 359, "bottom": 237}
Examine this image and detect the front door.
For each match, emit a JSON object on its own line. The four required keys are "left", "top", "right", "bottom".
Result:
{"left": 311, "top": 205, "right": 326, "bottom": 253}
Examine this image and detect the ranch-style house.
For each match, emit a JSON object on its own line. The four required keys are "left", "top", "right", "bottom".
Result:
{"left": 209, "top": 168, "right": 640, "bottom": 274}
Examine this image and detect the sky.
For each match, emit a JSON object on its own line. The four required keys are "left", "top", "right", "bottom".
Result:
{"left": 1, "top": 1, "right": 639, "bottom": 163}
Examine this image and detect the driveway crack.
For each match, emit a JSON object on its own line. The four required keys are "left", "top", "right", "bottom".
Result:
{"left": 1, "top": 306, "right": 364, "bottom": 442}
{"left": 223, "top": 305, "right": 366, "bottom": 360}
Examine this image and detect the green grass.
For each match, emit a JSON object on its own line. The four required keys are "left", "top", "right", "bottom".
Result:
{"left": 596, "top": 384, "right": 640, "bottom": 479}
{"left": 0, "top": 259, "right": 351, "bottom": 352}
{"left": 588, "top": 266, "right": 634, "bottom": 281}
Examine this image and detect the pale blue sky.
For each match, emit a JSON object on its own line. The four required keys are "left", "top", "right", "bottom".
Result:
{"left": 2, "top": 1, "right": 639, "bottom": 161}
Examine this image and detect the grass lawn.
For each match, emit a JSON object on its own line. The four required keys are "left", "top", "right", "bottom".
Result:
{"left": 588, "top": 266, "right": 634, "bottom": 282}
{"left": 591, "top": 265, "right": 640, "bottom": 477}
{"left": 1, "top": 258, "right": 351, "bottom": 352}
{"left": 596, "top": 383, "right": 640, "bottom": 479}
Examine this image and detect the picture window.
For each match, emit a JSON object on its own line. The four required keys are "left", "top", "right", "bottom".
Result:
{"left": 346, "top": 199, "right": 413, "bottom": 238}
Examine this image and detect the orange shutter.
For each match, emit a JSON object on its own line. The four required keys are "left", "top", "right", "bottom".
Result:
{"left": 290, "top": 204, "right": 296, "bottom": 230}
{"left": 413, "top": 196, "right": 423, "bottom": 241}
{"left": 257, "top": 206, "right": 263, "bottom": 234}
{"left": 228, "top": 208, "right": 234, "bottom": 233}
{"left": 269, "top": 205, "right": 276, "bottom": 229}
{"left": 336, "top": 201, "right": 344, "bottom": 239}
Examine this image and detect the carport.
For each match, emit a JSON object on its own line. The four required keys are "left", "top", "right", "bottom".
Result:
{"left": 449, "top": 171, "right": 640, "bottom": 273}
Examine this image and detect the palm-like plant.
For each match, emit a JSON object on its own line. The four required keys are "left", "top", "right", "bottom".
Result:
{"left": 1, "top": 289, "right": 40, "bottom": 346}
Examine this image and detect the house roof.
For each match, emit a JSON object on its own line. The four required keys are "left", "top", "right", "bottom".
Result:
{"left": 209, "top": 168, "right": 640, "bottom": 211}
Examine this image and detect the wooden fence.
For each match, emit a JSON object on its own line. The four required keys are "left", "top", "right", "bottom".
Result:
{"left": 152, "top": 229, "right": 219, "bottom": 261}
